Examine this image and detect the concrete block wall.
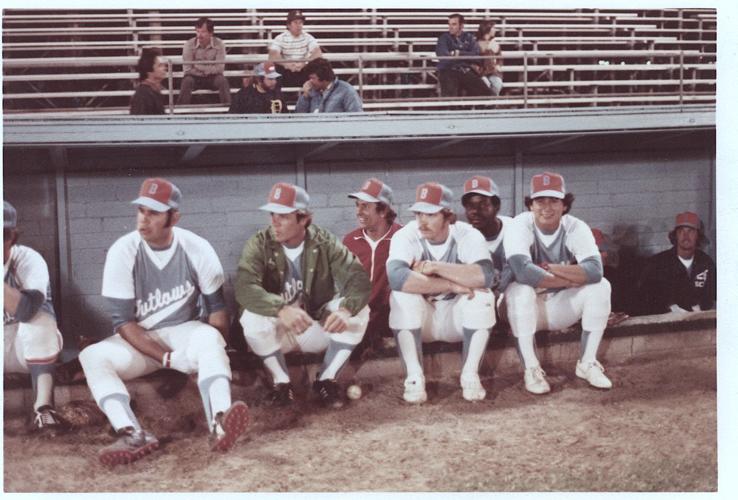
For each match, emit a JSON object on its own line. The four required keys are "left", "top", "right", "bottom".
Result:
{"left": 2, "top": 145, "right": 714, "bottom": 341}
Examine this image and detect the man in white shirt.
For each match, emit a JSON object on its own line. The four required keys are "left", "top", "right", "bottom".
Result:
{"left": 386, "top": 182, "right": 496, "bottom": 404}
{"left": 79, "top": 178, "right": 248, "bottom": 466}
{"left": 4, "top": 201, "right": 66, "bottom": 434}
{"left": 503, "top": 172, "right": 612, "bottom": 395}
{"left": 269, "top": 10, "right": 323, "bottom": 90}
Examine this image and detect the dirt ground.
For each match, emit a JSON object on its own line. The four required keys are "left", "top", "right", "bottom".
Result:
{"left": 4, "top": 349, "right": 716, "bottom": 493}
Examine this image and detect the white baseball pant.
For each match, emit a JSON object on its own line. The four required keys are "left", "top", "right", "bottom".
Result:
{"left": 4, "top": 312, "right": 63, "bottom": 373}
{"left": 505, "top": 279, "right": 611, "bottom": 338}
{"left": 79, "top": 320, "right": 231, "bottom": 405}
{"left": 240, "top": 298, "right": 369, "bottom": 356}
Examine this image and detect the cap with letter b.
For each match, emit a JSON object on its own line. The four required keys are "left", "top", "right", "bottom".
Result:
{"left": 348, "top": 178, "right": 394, "bottom": 205}
{"left": 131, "top": 178, "right": 182, "bottom": 212}
{"left": 260, "top": 182, "right": 310, "bottom": 214}
{"left": 463, "top": 175, "right": 499, "bottom": 198}
{"left": 409, "top": 182, "right": 453, "bottom": 214}
{"left": 530, "top": 171, "right": 565, "bottom": 199}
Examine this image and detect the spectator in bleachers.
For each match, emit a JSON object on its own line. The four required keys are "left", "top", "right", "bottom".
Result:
{"left": 295, "top": 58, "right": 363, "bottom": 113}
{"left": 178, "top": 17, "right": 231, "bottom": 106}
{"left": 475, "top": 21, "right": 504, "bottom": 97}
{"left": 130, "top": 48, "right": 166, "bottom": 115}
{"left": 435, "top": 13, "right": 491, "bottom": 98}
{"left": 229, "top": 62, "right": 288, "bottom": 114}
{"left": 638, "top": 212, "right": 716, "bottom": 315}
{"left": 269, "top": 10, "right": 323, "bottom": 90}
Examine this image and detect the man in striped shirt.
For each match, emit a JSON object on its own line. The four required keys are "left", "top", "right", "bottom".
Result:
{"left": 268, "top": 10, "right": 323, "bottom": 90}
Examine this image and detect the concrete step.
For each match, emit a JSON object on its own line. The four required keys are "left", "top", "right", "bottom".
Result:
{"left": 3, "top": 310, "right": 716, "bottom": 420}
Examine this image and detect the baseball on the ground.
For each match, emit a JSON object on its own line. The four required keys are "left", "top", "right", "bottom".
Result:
{"left": 346, "top": 384, "right": 362, "bottom": 400}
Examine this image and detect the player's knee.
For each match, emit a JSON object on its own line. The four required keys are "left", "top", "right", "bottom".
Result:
{"left": 586, "top": 278, "right": 612, "bottom": 305}
{"left": 390, "top": 290, "right": 424, "bottom": 311}
{"left": 505, "top": 282, "right": 536, "bottom": 313}
{"left": 389, "top": 291, "right": 424, "bottom": 329}
{"left": 79, "top": 343, "right": 106, "bottom": 373}
{"left": 240, "top": 309, "right": 275, "bottom": 341}
{"left": 461, "top": 290, "right": 496, "bottom": 329}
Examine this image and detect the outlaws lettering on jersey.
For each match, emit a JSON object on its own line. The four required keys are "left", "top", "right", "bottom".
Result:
{"left": 135, "top": 280, "right": 196, "bottom": 317}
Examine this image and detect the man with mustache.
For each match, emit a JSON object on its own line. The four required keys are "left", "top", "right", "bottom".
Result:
{"left": 638, "top": 212, "right": 715, "bottom": 315}
{"left": 236, "top": 182, "right": 371, "bottom": 409}
{"left": 503, "top": 172, "right": 612, "bottom": 395}
{"left": 386, "top": 182, "right": 496, "bottom": 403}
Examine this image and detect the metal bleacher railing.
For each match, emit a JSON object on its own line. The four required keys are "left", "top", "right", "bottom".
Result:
{"left": 2, "top": 8, "right": 716, "bottom": 115}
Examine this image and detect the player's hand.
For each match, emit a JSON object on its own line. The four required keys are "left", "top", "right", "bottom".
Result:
{"left": 412, "top": 260, "right": 435, "bottom": 276}
{"left": 607, "top": 311, "right": 629, "bottom": 327}
{"left": 278, "top": 305, "right": 313, "bottom": 335}
{"left": 168, "top": 350, "right": 195, "bottom": 374}
{"left": 323, "top": 308, "right": 351, "bottom": 333}
{"left": 449, "top": 281, "right": 475, "bottom": 298}
{"left": 301, "top": 80, "right": 313, "bottom": 97}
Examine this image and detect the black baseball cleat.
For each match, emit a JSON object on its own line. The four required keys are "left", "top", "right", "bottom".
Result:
{"left": 313, "top": 379, "right": 344, "bottom": 409}
{"left": 31, "top": 405, "right": 69, "bottom": 435}
{"left": 269, "top": 383, "right": 295, "bottom": 406}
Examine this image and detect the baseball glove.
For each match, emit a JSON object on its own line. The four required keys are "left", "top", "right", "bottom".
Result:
{"left": 57, "top": 400, "right": 107, "bottom": 428}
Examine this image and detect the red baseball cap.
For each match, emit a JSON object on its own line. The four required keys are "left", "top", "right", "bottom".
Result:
{"left": 131, "top": 178, "right": 182, "bottom": 212}
{"left": 259, "top": 182, "right": 310, "bottom": 214}
{"left": 463, "top": 175, "right": 499, "bottom": 198}
{"left": 410, "top": 182, "right": 453, "bottom": 214}
{"left": 674, "top": 211, "right": 701, "bottom": 230}
{"left": 348, "top": 178, "right": 394, "bottom": 205}
{"left": 530, "top": 172, "right": 565, "bottom": 199}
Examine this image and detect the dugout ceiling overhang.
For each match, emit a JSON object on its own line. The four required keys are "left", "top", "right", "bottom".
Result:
{"left": 3, "top": 104, "right": 715, "bottom": 172}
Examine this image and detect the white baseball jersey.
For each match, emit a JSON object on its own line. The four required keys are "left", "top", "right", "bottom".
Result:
{"left": 388, "top": 220, "right": 489, "bottom": 301}
{"left": 4, "top": 244, "right": 55, "bottom": 325}
{"left": 270, "top": 31, "right": 319, "bottom": 60}
{"left": 503, "top": 211, "right": 600, "bottom": 292}
{"left": 102, "top": 227, "right": 225, "bottom": 332}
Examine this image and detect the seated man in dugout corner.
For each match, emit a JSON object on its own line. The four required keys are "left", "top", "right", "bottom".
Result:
{"left": 79, "top": 178, "right": 248, "bottom": 466}
{"left": 502, "top": 172, "right": 612, "bottom": 395}
{"left": 294, "top": 58, "right": 363, "bottom": 113}
{"left": 178, "top": 17, "right": 231, "bottom": 106}
{"left": 236, "top": 182, "right": 371, "bottom": 409}
{"left": 130, "top": 47, "right": 167, "bottom": 115}
{"left": 4, "top": 201, "right": 67, "bottom": 433}
{"left": 386, "top": 182, "right": 496, "bottom": 404}
{"left": 342, "top": 178, "right": 403, "bottom": 357}
{"left": 638, "top": 211, "right": 716, "bottom": 315}
{"left": 229, "top": 62, "right": 288, "bottom": 114}
{"left": 268, "top": 10, "right": 323, "bottom": 90}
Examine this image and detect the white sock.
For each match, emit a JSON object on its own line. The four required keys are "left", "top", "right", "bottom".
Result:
{"left": 461, "top": 329, "right": 490, "bottom": 377}
{"left": 263, "top": 356, "right": 290, "bottom": 384}
{"left": 580, "top": 329, "right": 605, "bottom": 364}
{"left": 207, "top": 376, "right": 232, "bottom": 417}
{"left": 319, "top": 349, "right": 351, "bottom": 381}
{"left": 397, "top": 329, "right": 423, "bottom": 377}
{"left": 517, "top": 335, "right": 540, "bottom": 369}
{"left": 101, "top": 396, "right": 139, "bottom": 431}
{"left": 33, "top": 372, "right": 54, "bottom": 410}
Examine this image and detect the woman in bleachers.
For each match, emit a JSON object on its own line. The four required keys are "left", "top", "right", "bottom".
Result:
{"left": 474, "top": 21, "right": 504, "bottom": 97}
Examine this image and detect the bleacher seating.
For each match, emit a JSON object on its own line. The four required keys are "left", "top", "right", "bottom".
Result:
{"left": 2, "top": 8, "right": 716, "bottom": 115}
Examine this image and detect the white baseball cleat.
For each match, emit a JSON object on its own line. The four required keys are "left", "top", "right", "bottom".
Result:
{"left": 403, "top": 374, "right": 427, "bottom": 404}
{"left": 460, "top": 373, "right": 486, "bottom": 402}
{"left": 524, "top": 365, "right": 551, "bottom": 395}
{"left": 575, "top": 360, "right": 613, "bottom": 389}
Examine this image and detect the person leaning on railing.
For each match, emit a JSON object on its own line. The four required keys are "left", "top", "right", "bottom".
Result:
{"left": 435, "top": 13, "right": 491, "bottom": 98}
{"left": 474, "top": 20, "right": 504, "bottom": 97}
{"left": 130, "top": 48, "right": 166, "bottom": 115}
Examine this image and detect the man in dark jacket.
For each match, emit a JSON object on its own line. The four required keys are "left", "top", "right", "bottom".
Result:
{"left": 639, "top": 211, "right": 716, "bottom": 315}
{"left": 229, "top": 62, "right": 288, "bottom": 114}
{"left": 130, "top": 47, "right": 166, "bottom": 115}
{"left": 435, "top": 13, "right": 491, "bottom": 97}
{"left": 236, "top": 182, "right": 371, "bottom": 409}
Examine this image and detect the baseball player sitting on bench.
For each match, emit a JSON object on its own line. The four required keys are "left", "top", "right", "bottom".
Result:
{"left": 4, "top": 201, "right": 67, "bottom": 433}
{"left": 386, "top": 182, "right": 496, "bottom": 403}
{"left": 236, "top": 182, "right": 371, "bottom": 409}
{"left": 503, "top": 172, "right": 612, "bottom": 395}
{"left": 79, "top": 178, "right": 248, "bottom": 466}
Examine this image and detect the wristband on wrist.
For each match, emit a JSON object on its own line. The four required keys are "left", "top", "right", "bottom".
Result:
{"left": 162, "top": 351, "right": 171, "bottom": 368}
